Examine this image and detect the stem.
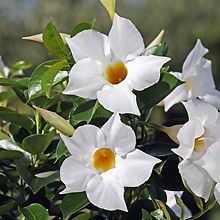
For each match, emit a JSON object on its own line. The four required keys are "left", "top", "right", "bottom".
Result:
{"left": 35, "top": 110, "right": 40, "bottom": 134}
{"left": 187, "top": 196, "right": 216, "bottom": 220}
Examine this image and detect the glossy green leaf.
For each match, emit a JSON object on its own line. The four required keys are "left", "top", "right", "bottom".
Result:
{"left": 10, "top": 60, "right": 32, "bottom": 74}
{"left": 154, "top": 160, "right": 167, "bottom": 175}
{"left": 19, "top": 203, "right": 49, "bottom": 220}
{"left": 0, "top": 107, "right": 34, "bottom": 130}
{"left": 61, "top": 192, "right": 90, "bottom": 219}
{"left": 144, "top": 43, "right": 168, "bottom": 56}
{"left": 135, "top": 70, "right": 182, "bottom": 113}
{"left": 55, "top": 139, "right": 68, "bottom": 162}
{"left": 73, "top": 213, "right": 91, "bottom": 220}
{"left": 41, "top": 59, "right": 67, "bottom": 97}
{"left": 151, "top": 209, "right": 164, "bottom": 220}
{"left": 0, "top": 201, "right": 18, "bottom": 216}
{"left": 0, "top": 90, "right": 15, "bottom": 102}
{"left": 70, "top": 19, "right": 96, "bottom": 37}
{"left": 28, "top": 60, "right": 68, "bottom": 100}
{"left": 142, "top": 209, "right": 152, "bottom": 220}
{"left": 43, "top": 20, "right": 69, "bottom": 58}
{"left": 0, "top": 78, "right": 27, "bottom": 90}
{"left": 34, "top": 106, "right": 74, "bottom": 136}
{"left": 22, "top": 129, "right": 56, "bottom": 154}
{"left": 0, "top": 149, "right": 24, "bottom": 160}
{"left": 70, "top": 100, "right": 112, "bottom": 126}
{"left": 15, "top": 159, "right": 59, "bottom": 193}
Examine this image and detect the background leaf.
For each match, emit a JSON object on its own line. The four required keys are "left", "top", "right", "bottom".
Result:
{"left": 61, "top": 192, "right": 90, "bottom": 219}
{"left": 19, "top": 203, "right": 49, "bottom": 220}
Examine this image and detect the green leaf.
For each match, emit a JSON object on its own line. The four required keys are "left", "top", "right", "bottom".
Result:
{"left": 142, "top": 209, "right": 152, "bottom": 220}
{"left": 70, "top": 100, "right": 112, "bottom": 126}
{"left": 0, "top": 201, "right": 18, "bottom": 216}
{"left": 34, "top": 106, "right": 74, "bottom": 136}
{"left": 55, "top": 139, "right": 68, "bottom": 162}
{"left": 43, "top": 20, "right": 69, "bottom": 58}
{"left": 61, "top": 192, "right": 90, "bottom": 219}
{"left": 0, "top": 107, "right": 34, "bottom": 130}
{"left": 0, "top": 131, "right": 9, "bottom": 140}
{"left": 28, "top": 60, "right": 68, "bottom": 100}
{"left": 0, "top": 78, "right": 27, "bottom": 90}
{"left": 135, "top": 71, "right": 182, "bottom": 113}
{"left": 70, "top": 19, "right": 96, "bottom": 37}
{"left": 73, "top": 213, "right": 91, "bottom": 220}
{"left": 15, "top": 159, "right": 59, "bottom": 193}
{"left": 41, "top": 59, "right": 68, "bottom": 97}
{"left": 0, "top": 149, "right": 24, "bottom": 160}
{"left": 151, "top": 209, "right": 164, "bottom": 220}
{"left": 0, "top": 90, "right": 15, "bottom": 102}
{"left": 10, "top": 60, "right": 32, "bottom": 74}
{"left": 154, "top": 160, "right": 167, "bottom": 175}
{"left": 144, "top": 43, "right": 168, "bottom": 56}
{"left": 19, "top": 203, "right": 49, "bottom": 220}
{"left": 22, "top": 129, "right": 56, "bottom": 154}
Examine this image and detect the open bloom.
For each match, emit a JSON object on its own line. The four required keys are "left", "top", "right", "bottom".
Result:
{"left": 60, "top": 113, "right": 160, "bottom": 211}
{"left": 163, "top": 39, "right": 220, "bottom": 111}
{"left": 172, "top": 99, "right": 220, "bottom": 201}
{"left": 63, "top": 14, "right": 170, "bottom": 115}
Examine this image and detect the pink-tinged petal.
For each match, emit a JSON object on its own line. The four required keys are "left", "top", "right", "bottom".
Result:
{"left": 109, "top": 14, "right": 144, "bottom": 62}
{"left": 97, "top": 84, "right": 140, "bottom": 115}
{"left": 86, "top": 169, "right": 127, "bottom": 211}
{"left": 60, "top": 125, "right": 105, "bottom": 156}
{"left": 66, "top": 30, "right": 110, "bottom": 63}
{"left": 101, "top": 113, "right": 136, "bottom": 156}
{"left": 116, "top": 149, "right": 161, "bottom": 187}
{"left": 163, "top": 84, "right": 188, "bottom": 112}
{"left": 179, "top": 159, "right": 214, "bottom": 202}
{"left": 126, "top": 55, "right": 170, "bottom": 91}
{"left": 60, "top": 156, "right": 97, "bottom": 193}
{"left": 172, "top": 120, "right": 204, "bottom": 160}
{"left": 63, "top": 58, "right": 107, "bottom": 99}
{"left": 182, "top": 39, "right": 209, "bottom": 78}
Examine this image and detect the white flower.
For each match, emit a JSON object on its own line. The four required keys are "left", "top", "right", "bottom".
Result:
{"left": 172, "top": 99, "right": 220, "bottom": 201}
{"left": 196, "top": 142, "right": 220, "bottom": 205}
{"left": 0, "top": 56, "right": 9, "bottom": 77}
{"left": 165, "top": 190, "right": 192, "bottom": 219}
{"left": 163, "top": 39, "right": 220, "bottom": 111}
{"left": 60, "top": 113, "right": 160, "bottom": 211}
{"left": 63, "top": 14, "right": 170, "bottom": 115}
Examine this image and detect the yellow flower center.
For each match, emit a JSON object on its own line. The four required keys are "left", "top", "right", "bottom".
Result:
{"left": 93, "top": 147, "right": 116, "bottom": 171}
{"left": 105, "top": 61, "right": 128, "bottom": 84}
{"left": 194, "top": 137, "right": 205, "bottom": 152}
{"left": 184, "top": 80, "right": 191, "bottom": 90}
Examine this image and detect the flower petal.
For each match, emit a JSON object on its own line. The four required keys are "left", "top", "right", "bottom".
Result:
{"left": 126, "top": 55, "right": 170, "bottom": 91}
{"left": 214, "top": 183, "right": 220, "bottom": 205}
{"left": 66, "top": 30, "right": 110, "bottom": 63}
{"left": 109, "top": 13, "right": 144, "bottom": 62}
{"left": 172, "top": 120, "right": 204, "bottom": 160}
{"left": 200, "top": 89, "right": 220, "bottom": 110}
{"left": 116, "top": 149, "right": 161, "bottom": 187}
{"left": 86, "top": 169, "right": 127, "bottom": 211}
{"left": 63, "top": 58, "right": 107, "bottom": 99}
{"left": 197, "top": 142, "right": 220, "bottom": 182}
{"left": 60, "top": 125, "right": 105, "bottom": 156}
{"left": 163, "top": 84, "right": 188, "bottom": 111}
{"left": 101, "top": 113, "right": 136, "bottom": 156}
{"left": 60, "top": 156, "right": 96, "bottom": 193}
{"left": 179, "top": 159, "right": 214, "bottom": 201}
{"left": 182, "top": 39, "right": 209, "bottom": 78}
{"left": 183, "top": 99, "right": 219, "bottom": 126}
{"left": 97, "top": 84, "right": 140, "bottom": 115}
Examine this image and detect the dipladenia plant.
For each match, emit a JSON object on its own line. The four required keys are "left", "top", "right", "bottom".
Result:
{"left": 0, "top": 1, "right": 220, "bottom": 219}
